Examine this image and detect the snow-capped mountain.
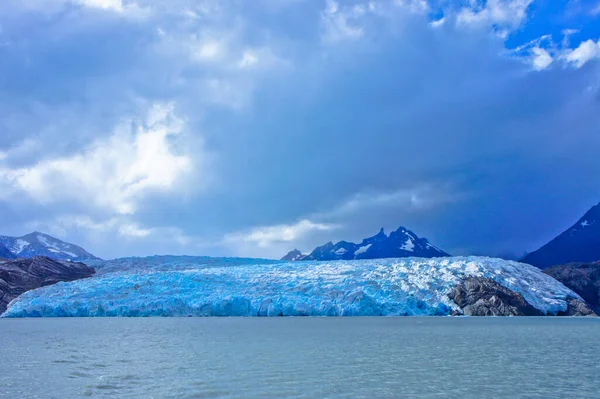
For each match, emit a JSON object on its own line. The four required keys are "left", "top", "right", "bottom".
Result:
{"left": 0, "top": 232, "right": 99, "bottom": 261}
{"left": 521, "top": 202, "right": 600, "bottom": 269}
{"left": 282, "top": 227, "right": 450, "bottom": 261}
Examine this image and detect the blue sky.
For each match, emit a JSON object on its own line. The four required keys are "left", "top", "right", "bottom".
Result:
{"left": 0, "top": 0, "right": 599, "bottom": 260}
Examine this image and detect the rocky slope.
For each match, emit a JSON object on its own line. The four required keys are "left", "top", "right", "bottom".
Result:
{"left": 0, "top": 232, "right": 99, "bottom": 261}
{"left": 0, "top": 256, "right": 95, "bottom": 314}
{"left": 282, "top": 227, "right": 449, "bottom": 261}
{"left": 281, "top": 249, "right": 305, "bottom": 261}
{"left": 0, "top": 244, "right": 16, "bottom": 260}
{"left": 522, "top": 202, "right": 600, "bottom": 268}
{"left": 448, "top": 277, "right": 594, "bottom": 316}
{"left": 544, "top": 262, "right": 600, "bottom": 312}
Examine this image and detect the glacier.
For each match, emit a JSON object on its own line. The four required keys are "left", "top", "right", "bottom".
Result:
{"left": 2, "top": 256, "right": 582, "bottom": 317}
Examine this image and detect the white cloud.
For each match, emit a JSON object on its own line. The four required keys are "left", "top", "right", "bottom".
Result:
{"left": 34, "top": 214, "right": 192, "bottom": 244}
{"left": 320, "top": 0, "right": 366, "bottom": 42}
{"left": 118, "top": 222, "right": 152, "bottom": 237}
{"left": 194, "top": 40, "right": 223, "bottom": 60}
{"left": 430, "top": 17, "right": 445, "bottom": 28}
{"left": 531, "top": 47, "right": 553, "bottom": 70}
{"left": 457, "top": 0, "right": 533, "bottom": 33}
{"left": 394, "top": 0, "right": 429, "bottom": 14}
{"left": 0, "top": 103, "right": 198, "bottom": 215}
{"left": 77, "top": 0, "right": 124, "bottom": 11}
{"left": 12, "top": 0, "right": 148, "bottom": 16}
{"left": 510, "top": 34, "right": 600, "bottom": 71}
{"left": 323, "top": 184, "right": 465, "bottom": 219}
{"left": 564, "top": 39, "right": 600, "bottom": 68}
{"left": 239, "top": 50, "right": 259, "bottom": 68}
{"left": 224, "top": 219, "right": 338, "bottom": 248}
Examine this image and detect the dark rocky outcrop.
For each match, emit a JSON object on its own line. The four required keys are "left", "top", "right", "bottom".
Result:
{"left": 448, "top": 277, "right": 543, "bottom": 316}
{"left": 449, "top": 277, "right": 595, "bottom": 316}
{"left": 544, "top": 262, "right": 600, "bottom": 313}
{"left": 0, "top": 256, "right": 95, "bottom": 314}
{"left": 557, "top": 298, "right": 597, "bottom": 316}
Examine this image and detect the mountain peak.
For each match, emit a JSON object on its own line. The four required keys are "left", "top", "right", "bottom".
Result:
{"left": 0, "top": 232, "right": 99, "bottom": 262}
{"left": 284, "top": 226, "right": 449, "bottom": 261}
{"left": 281, "top": 249, "right": 305, "bottom": 261}
{"left": 521, "top": 202, "right": 600, "bottom": 269}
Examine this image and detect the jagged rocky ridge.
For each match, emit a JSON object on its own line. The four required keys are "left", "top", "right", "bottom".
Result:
{"left": 543, "top": 262, "right": 600, "bottom": 313}
{"left": 283, "top": 227, "right": 449, "bottom": 261}
{"left": 522, "top": 202, "right": 600, "bottom": 268}
{"left": 0, "top": 256, "right": 95, "bottom": 314}
{"left": 2, "top": 256, "right": 589, "bottom": 317}
{"left": 0, "top": 232, "right": 99, "bottom": 262}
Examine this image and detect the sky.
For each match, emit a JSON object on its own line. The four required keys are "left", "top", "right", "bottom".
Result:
{"left": 0, "top": 0, "right": 599, "bottom": 260}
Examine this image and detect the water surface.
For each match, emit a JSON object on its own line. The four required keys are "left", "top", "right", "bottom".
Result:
{"left": 1, "top": 318, "right": 599, "bottom": 398}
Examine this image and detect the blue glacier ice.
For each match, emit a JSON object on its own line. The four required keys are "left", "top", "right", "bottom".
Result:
{"left": 2, "top": 256, "right": 582, "bottom": 317}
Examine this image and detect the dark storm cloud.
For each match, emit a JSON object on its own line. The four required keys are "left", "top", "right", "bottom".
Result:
{"left": 0, "top": 0, "right": 599, "bottom": 259}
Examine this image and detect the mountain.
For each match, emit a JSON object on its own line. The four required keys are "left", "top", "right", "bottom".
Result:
{"left": 521, "top": 202, "right": 600, "bottom": 269}
{"left": 544, "top": 262, "right": 600, "bottom": 312}
{"left": 0, "top": 232, "right": 99, "bottom": 261}
{"left": 0, "top": 244, "right": 16, "bottom": 260}
{"left": 282, "top": 227, "right": 450, "bottom": 261}
{"left": 3, "top": 257, "right": 592, "bottom": 317}
{"left": 0, "top": 256, "right": 95, "bottom": 314}
{"left": 281, "top": 249, "right": 305, "bottom": 261}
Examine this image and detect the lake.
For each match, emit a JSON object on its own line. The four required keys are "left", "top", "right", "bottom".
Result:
{"left": 1, "top": 318, "right": 599, "bottom": 398}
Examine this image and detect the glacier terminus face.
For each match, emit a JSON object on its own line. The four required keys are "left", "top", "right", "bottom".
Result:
{"left": 2, "top": 256, "right": 582, "bottom": 317}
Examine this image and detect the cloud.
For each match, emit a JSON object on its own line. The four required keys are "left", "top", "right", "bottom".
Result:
{"left": 456, "top": 0, "right": 533, "bottom": 34}
{"left": 511, "top": 34, "right": 600, "bottom": 70}
{"left": 564, "top": 39, "right": 600, "bottom": 68}
{"left": 320, "top": 0, "right": 366, "bottom": 42}
{"left": 77, "top": 0, "right": 125, "bottom": 11}
{"left": 319, "top": 184, "right": 466, "bottom": 221}
{"left": 1, "top": 0, "right": 599, "bottom": 261}
{"left": 10, "top": 0, "right": 148, "bottom": 16}
{"left": 0, "top": 103, "right": 197, "bottom": 215}
{"left": 530, "top": 47, "right": 554, "bottom": 70}
{"left": 430, "top": 17, "right": 445, "bottom": 28}
{"left": 224, "top": 219, "right": 338, "bottom": 249}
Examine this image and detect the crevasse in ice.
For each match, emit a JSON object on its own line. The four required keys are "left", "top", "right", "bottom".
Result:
{"left": 2, "top": 256, "right": 580, "bottom": 317}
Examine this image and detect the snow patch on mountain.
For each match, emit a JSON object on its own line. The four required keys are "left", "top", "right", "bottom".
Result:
{"left": 3, "top": 256, "right": 581, "bottom": 317}
{"left": 13, "top": 239, "right": 30, "bottom": 254}
{"left": 355, "top": 244, "right": 371, "bottom": 255}
{"left": 401, "top": 238, "right": 415, "bottom": 252}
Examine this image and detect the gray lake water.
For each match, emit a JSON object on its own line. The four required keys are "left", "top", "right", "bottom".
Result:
{"left": 1, "top": 318, "right": 599, "bottom": 398}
